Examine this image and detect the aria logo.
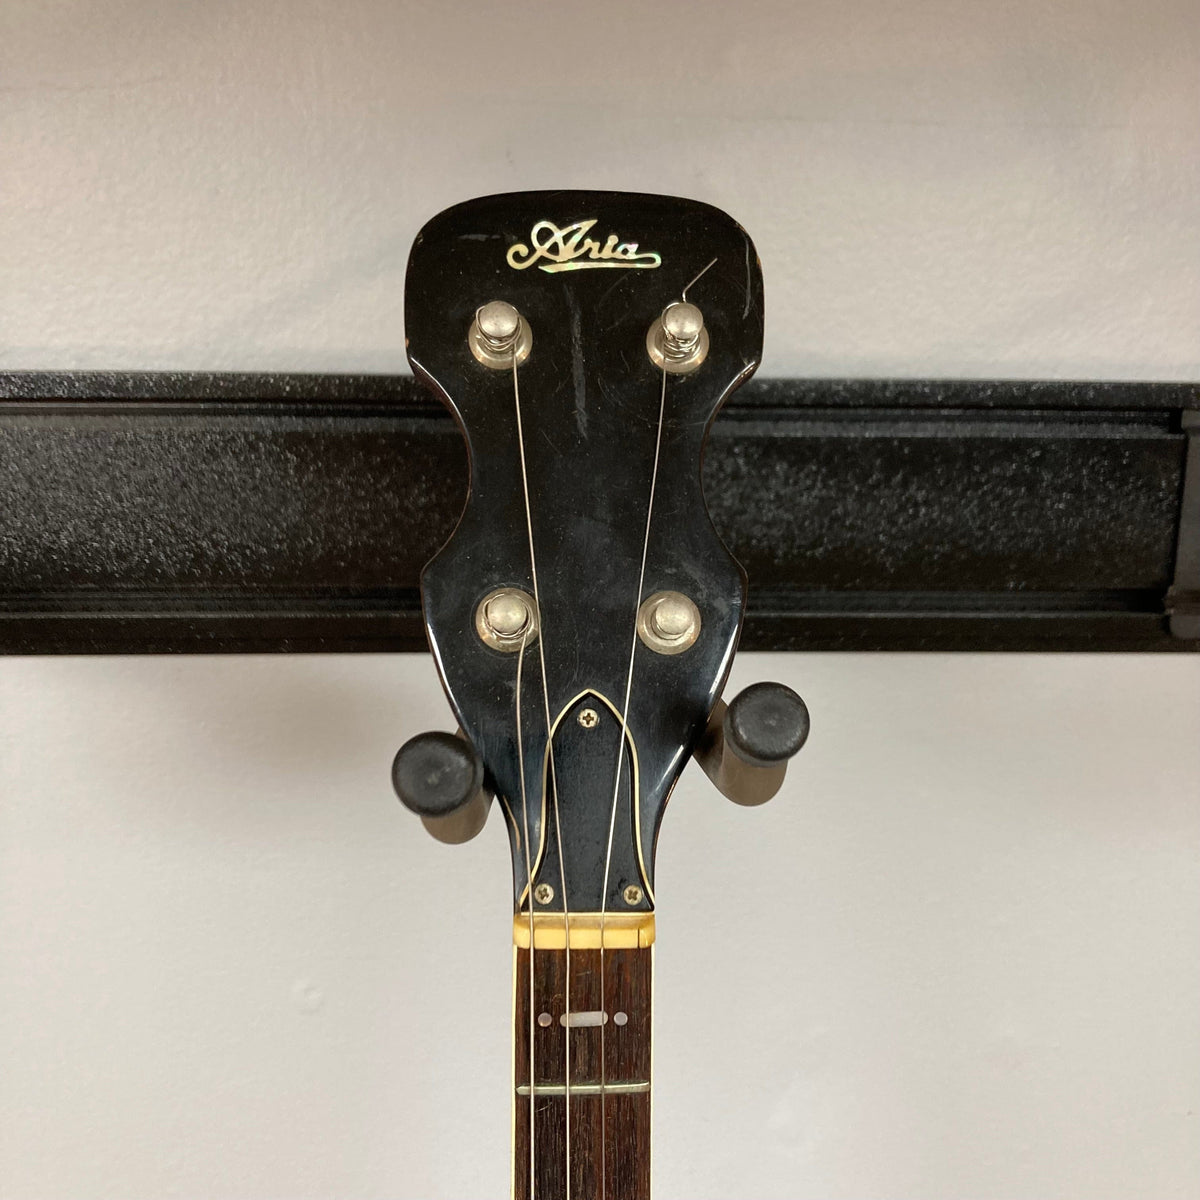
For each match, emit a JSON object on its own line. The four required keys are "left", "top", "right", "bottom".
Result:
{"left": 506, "top": 219, "right": 662, "bottom": 273}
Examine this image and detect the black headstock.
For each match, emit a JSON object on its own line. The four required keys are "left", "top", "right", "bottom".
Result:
{"left": 402, "top": 191, "right": 764, "bottom": 915}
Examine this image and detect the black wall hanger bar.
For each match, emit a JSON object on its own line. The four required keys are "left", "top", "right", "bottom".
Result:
{"left": 2, "top": 371, "right": 1195, "bottom": 654}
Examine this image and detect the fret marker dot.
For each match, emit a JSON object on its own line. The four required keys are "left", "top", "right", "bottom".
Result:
{"left": 537, "top": 1012, "right": 553, "bottom": 1028}
{"left": 613, "top": 1011, "right": 629, "bottom": 1027}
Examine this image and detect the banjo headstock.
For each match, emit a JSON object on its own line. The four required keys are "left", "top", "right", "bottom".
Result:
{"left": 394, "top": 191, "right": 805, "bottom": 917}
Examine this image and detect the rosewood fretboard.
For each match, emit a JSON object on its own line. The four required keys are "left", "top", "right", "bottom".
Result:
{"left": 513, "top": 941, "right": 653, "bottom": 1200}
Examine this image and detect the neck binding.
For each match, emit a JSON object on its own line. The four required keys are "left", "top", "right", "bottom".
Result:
{"left": 513, "top": 914, "right": 654, "bottom": 1200}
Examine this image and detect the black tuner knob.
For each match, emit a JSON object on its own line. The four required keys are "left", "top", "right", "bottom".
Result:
{"left": 391, "top": 731, "right": 492, "bottom": 844}
{"left": 694, "top": 682, "right": 810, "bottom": 806}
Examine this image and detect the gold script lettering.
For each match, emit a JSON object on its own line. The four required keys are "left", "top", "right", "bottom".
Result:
{"left": 506, "top": 219, "right": 662, "bottom": 273}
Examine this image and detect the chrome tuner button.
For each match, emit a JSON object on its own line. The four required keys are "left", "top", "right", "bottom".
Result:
{"left": 475, "top": 586, "right": 538, "bottom": 651}
{"left": 469, "top": 300, "right": 532, "bottom": 369}
{"left": 637, "top": 590, "right": 701, "bottom": 655}
{"left": 477, "top": 300, "right": 520, "bottom": 342}
{"left": 646, "top": 300, "right": 709, "bottom": 374}
{"left": 663, "top": 301, "right": 704, "bottom": 344}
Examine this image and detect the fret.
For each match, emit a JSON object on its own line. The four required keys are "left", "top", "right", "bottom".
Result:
{"left": 516, "top": 1081, "right": 650, "bottom": 1097}
{"left": 514, "top": 941, "right": 653, "bottom": 1200}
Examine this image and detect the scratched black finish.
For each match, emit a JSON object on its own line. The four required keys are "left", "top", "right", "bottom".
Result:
{"left": 0, "top": 373, "right": 1193, "bottom": 653}
{"left": 407, "top": 191, "right": 762, "bottom": 908}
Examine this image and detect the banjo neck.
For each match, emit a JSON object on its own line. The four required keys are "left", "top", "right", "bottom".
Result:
{"left": 513, "top": 916, "right": 655, "bottom": 1200}
{"left": 395, "top": 191, "right": 805, "bottom": 1197}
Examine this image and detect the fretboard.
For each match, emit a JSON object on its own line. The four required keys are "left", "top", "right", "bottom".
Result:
{"left": 512, "top": 916, "right": 654, "bottom": 1200}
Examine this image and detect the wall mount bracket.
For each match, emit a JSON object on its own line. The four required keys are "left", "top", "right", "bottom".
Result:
{"left": 2, "top": 371, "right": 1196, "bottom": 654}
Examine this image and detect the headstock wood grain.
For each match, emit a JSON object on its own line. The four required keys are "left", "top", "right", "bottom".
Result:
{"left": 394, "top": 191, "right": 810, "bottom": 1200}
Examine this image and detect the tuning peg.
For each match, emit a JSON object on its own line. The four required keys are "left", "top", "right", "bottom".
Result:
{"left": 391, "top": 731, "right": 493, "bottom": 844}
{"left": 694, "top": 682, "right": 810, "bottom": 806}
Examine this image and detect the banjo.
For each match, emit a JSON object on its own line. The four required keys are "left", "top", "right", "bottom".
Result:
{"left": 392, "top": 190, "right": 809, "bottom": 1199}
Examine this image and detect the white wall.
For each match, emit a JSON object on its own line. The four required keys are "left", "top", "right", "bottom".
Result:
{"left": 2, "top": 3, "right": 1198, "bottom": 1197}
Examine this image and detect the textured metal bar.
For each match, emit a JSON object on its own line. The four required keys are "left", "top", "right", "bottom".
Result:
{"left": 1, "top": 372, "right": 1195, "bottom": 653}
{"left": 1167, "top": 411, "right": 1200, "bottom": 640}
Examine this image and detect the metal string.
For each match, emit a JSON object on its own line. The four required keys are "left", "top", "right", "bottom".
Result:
{"left": 682, "top": 257, "right": 718, "bottom": 302}
{"left": 596, "top": 259, "right": 717, "bottom": 1197}
{"left": 512, "top": 348, "right": 573, "bottom": 1199}
{"left": 514, "top": 626, "right": 536, "bottom": 1200}
{"left": 597, "top": 360, "right": 668, "bottom": 1200}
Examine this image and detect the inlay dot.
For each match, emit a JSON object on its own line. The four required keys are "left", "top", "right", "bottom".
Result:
{"left": 537, "top": 1012, "right": 553, "bottom": 1028}
{"left": 613, "top": 1011, "right": 629, "bottom": 1027}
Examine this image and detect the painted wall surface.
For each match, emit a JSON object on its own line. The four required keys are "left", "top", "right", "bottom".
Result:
{"left": 2, "top": 3, "right": 1198, "bottom": 1197}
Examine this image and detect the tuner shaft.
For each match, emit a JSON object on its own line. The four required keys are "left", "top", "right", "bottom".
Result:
{"left": 468, "top": 300, "right": 532, "bottom": 369}
{"left": 646, "top": 300, "right": 709, "bottom": 373}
